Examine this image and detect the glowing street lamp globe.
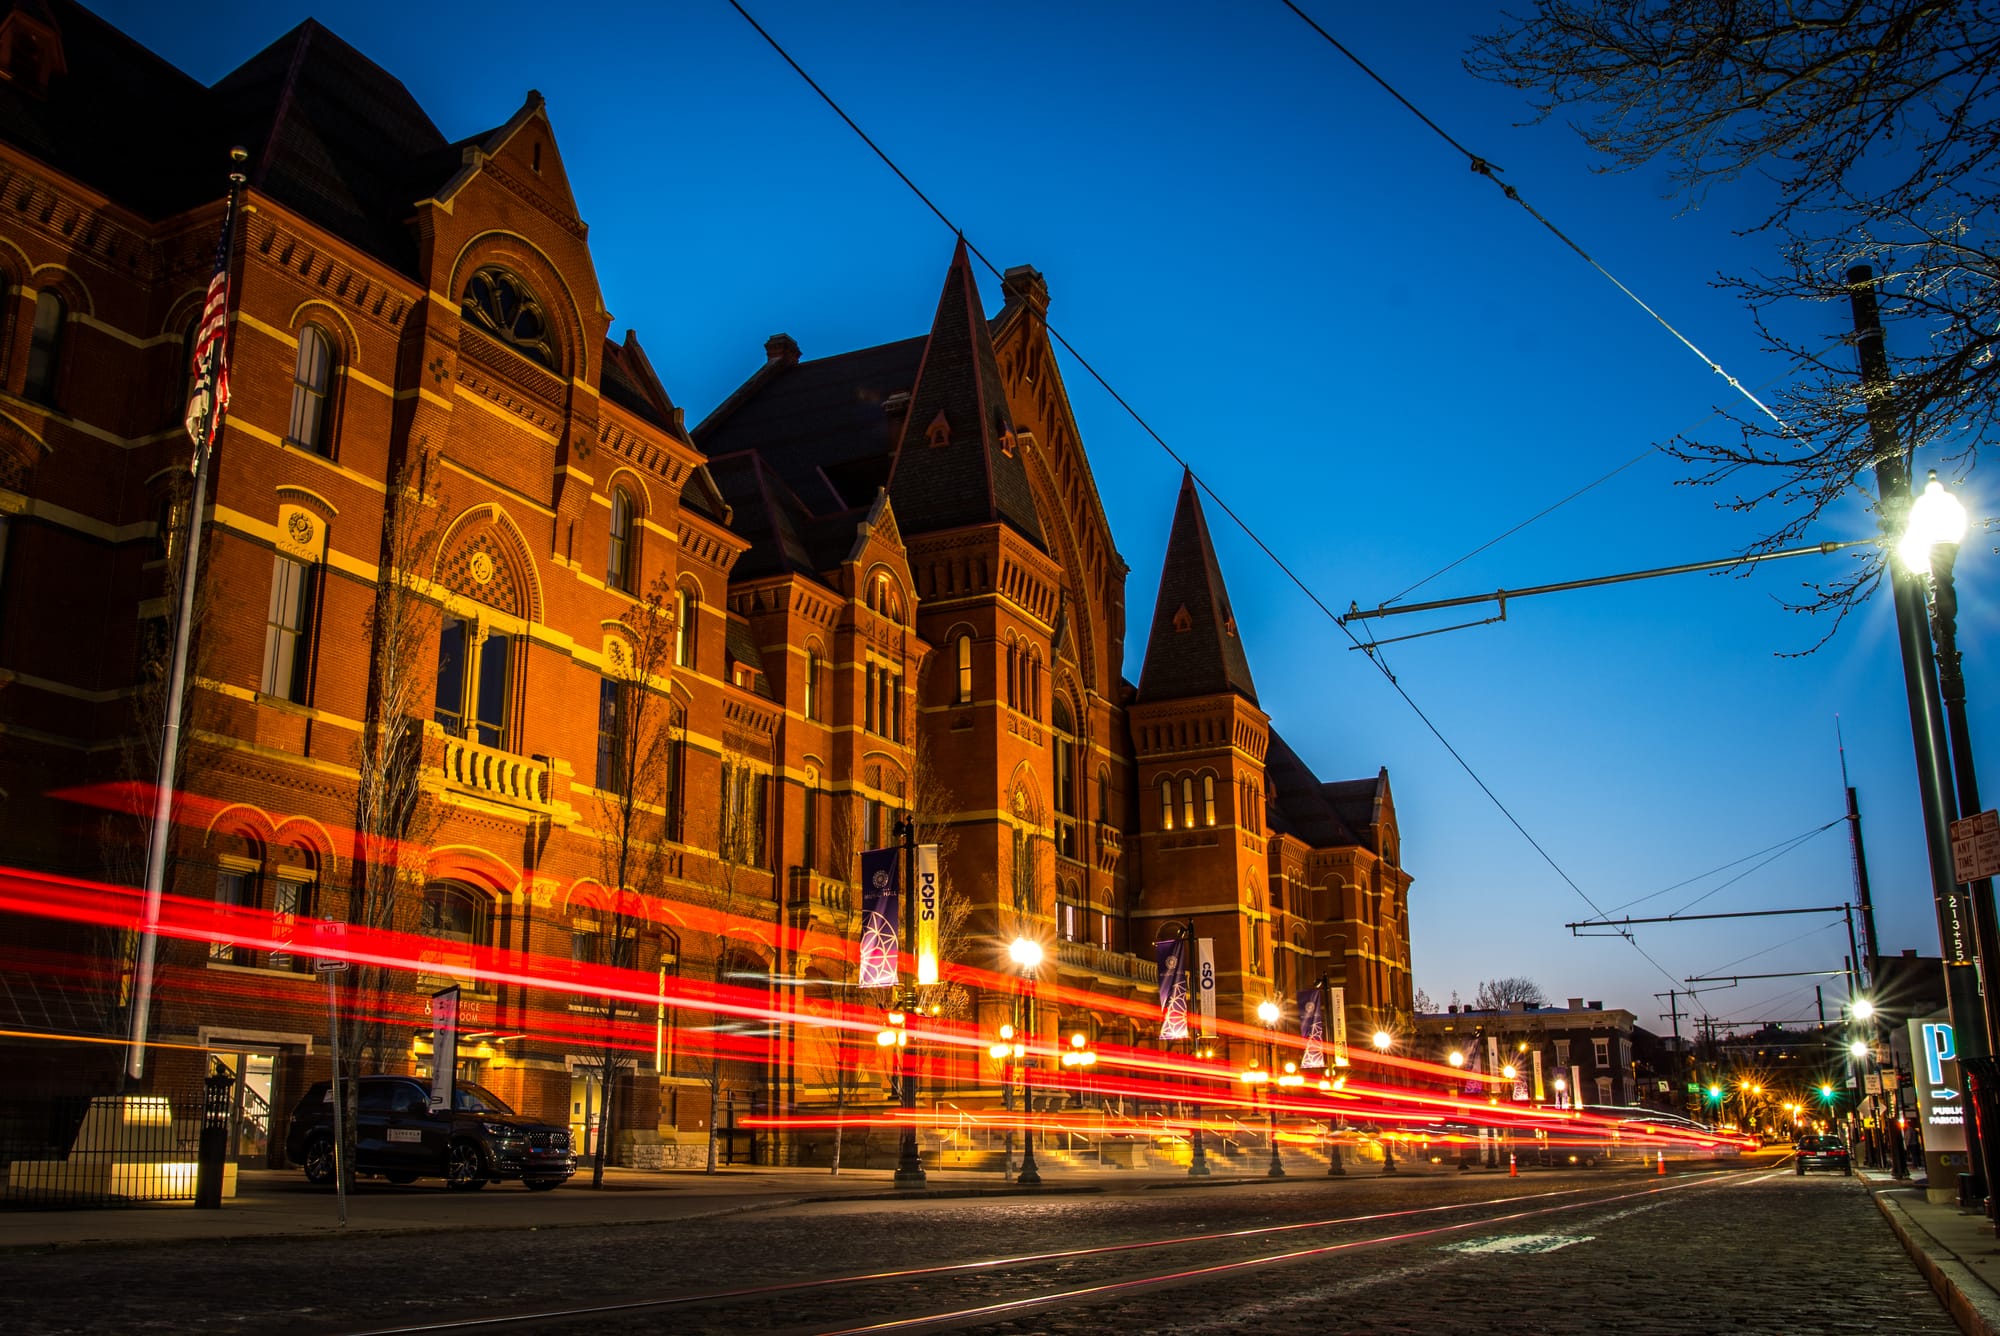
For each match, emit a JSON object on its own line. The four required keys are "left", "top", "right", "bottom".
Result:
{"left": 1257, "top": 999, "right": 1281, "bottom": 1025}
{"left": 1008, "top": 937, "right": 1042, "bottom": 970}
{"left": 1447, "top": 1050, "right": 1465, "bottom": 1068}
{"left": 1372, "top": 1030, "right": 1393, "bottom": 1051}
{"left": 1899, "top": 472, "right": 1968, "bottom": 576}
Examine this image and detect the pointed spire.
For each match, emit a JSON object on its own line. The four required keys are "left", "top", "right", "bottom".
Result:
{"left": 1136, "top": 471, "right": 1258, "bottom": 705}
{"left": 886, "top": 241, "right": 1045, "bottom": 549}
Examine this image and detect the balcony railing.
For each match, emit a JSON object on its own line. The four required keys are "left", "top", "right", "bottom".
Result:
{"left": 786, "top": 867, "right": 849, "bottom": 912}
{"left": 436, "top": 731, "right": 552, "bottom": 811}
{"left": 1055, "top": 939, "right": 1156, "bottom": 985}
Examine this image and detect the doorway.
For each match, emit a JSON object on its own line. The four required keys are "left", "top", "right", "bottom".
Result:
{"left": 206, "top": 1049, "right": 277, "bottom": 1167}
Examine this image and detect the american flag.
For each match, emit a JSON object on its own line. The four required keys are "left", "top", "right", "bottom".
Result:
{"left": 183, "top": 204, "right": 235, "bottom": 455}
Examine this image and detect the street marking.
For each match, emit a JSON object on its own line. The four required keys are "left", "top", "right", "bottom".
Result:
{"left": 1445, "top": 1233, "right": 1591, "bottom": 1255}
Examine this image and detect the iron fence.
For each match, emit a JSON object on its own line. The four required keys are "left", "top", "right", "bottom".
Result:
{"left": 0, "top": 1054, "right": 209, "bottom": 1208}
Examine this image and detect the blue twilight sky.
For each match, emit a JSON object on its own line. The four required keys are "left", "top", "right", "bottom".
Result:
{"left": 97, "top": 0, "right": 1994, "bottom": 1036}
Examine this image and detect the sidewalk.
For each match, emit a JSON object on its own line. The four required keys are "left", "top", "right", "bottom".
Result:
{"left": 1866, "top": 1169, "right": 2000, "bottom": 1336}
{"left": 0, "top": 1159, "right": 1287, "bottom": 1252}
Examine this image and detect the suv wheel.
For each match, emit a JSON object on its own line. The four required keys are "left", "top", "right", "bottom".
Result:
{"left": 303, "top": 1133, "right": 336, "bottom": 1186}
{"left": 446, "top": 1139, "right": 489, "bottom": 1191}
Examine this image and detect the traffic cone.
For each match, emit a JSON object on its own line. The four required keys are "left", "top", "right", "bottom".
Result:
{"left": 1509, "top": 1152, "right": 1517, "bottom": 1177}
{"left": 1656, "top": 1151, "right": 1665, "bottom": 1176}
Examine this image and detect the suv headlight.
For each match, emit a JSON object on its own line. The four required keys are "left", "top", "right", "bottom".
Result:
{"left": 482, "top": 1122, "right": 522, "bottom": 1140}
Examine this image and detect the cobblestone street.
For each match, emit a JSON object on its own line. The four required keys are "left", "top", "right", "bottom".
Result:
{"left": 0, "top": 1165, "right": 1955, "bottom": 1334}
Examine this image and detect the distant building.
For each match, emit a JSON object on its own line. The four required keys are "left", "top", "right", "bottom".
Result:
{"left": 0, "top": 2, "right": 1413, "bottom": 1165}
{"left": 1416, "top": 999, "right": 1638, "bottom": 1110}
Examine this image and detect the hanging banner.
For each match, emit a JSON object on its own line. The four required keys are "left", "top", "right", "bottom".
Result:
{"left": 429, "top": 984, "right": 460, "bottom": 1112}
{"left": 1463, "top": 1043, "right": 1484, "bottom": 1096}
{"left": 1298, "top": 987, "right": 1326, "bottom": 1070}
{"left": 914, "top": 843, "right": 940, "bottom": 985}
{"left": 1530, "top": 1049, "right": 1545, "bottom": 1103}
{"left": 859, "top": 847, "right": 900, "bottom": 989}
{"left": 1196, "top": 938, "right": 1218, "bottom": 1038}
{"left": 1156, "top": 938, "right": 1190, "bottom": 1041}
{"left": 1329, "top": 984, "right": 1349, "bottom": 1068}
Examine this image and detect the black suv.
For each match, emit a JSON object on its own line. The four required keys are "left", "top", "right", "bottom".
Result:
{"left": 285, "top": 1075, "right": 575, "bottom": 1191}
{"left": 1794, "top": 1134, "right": 1853, "bottom": 1176}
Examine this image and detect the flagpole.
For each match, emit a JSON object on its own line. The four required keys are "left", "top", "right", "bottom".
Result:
{"left": 126, "top": 148, "right": 247, "bottom": 1083}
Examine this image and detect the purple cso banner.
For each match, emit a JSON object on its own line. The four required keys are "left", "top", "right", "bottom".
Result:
{"left": 1156, "top": 938, "right": 1190, "bottom": 1040}
{"left": 1299, "top": 987, "right": 1326, "bottom": 1070}
{"left": 860, "top": 847, "right": 900, "bottom": 989}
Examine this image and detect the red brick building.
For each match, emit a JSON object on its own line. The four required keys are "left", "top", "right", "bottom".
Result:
{"left": 0, "top": 3, "right": 1412, "bottom": 1166}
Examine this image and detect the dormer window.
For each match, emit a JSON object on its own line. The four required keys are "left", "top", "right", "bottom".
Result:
{"left": 926, "top": 411, "right": 950, "bottom": 448}
{"left": 461, "top": 266, "right": 555, "bottom": 369}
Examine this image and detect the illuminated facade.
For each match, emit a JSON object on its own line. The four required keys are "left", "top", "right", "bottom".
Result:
{"left": 0, "top": 3, "right": 1411, "bottom": 1165}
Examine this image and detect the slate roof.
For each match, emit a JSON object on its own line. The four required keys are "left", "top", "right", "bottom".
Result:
{"left": 695, "top": 336, "right": 925, "bottom": 515}
{"left": 0, "top": 3, "right": 473, "bottom": 275}
{"left": 212, "top": 18, "right": 453, "bottom": 273}
{"left": 0, "top": 0, "right": 220, "bottom": 219}
{"left": 1135, "top": 470, "right": 1258, "bottom": 705}
{"left": 1323, "top": 774, "right": 1386, "bottom": 854}
{"left": 1263, "top": 730, "right": 1361, "bottom": 848}
{"left": 884, "top": 240, "right": 1045, "bottom": 549}
{"left": 693, "top": 245, "right": 1051, "bottom": 579}
{"left": 724, "top": 618, "right": 773, "bottom": 699}
{"left": 600, "top": 330, "right": 682, "bottom": 434}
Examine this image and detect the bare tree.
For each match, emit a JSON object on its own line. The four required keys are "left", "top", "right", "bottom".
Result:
{"left": 1468, "top": 1, "right": 2000, "bottom": 627}
{"left": 1473, "top": 977, "right": 1548, "bottom": 1011}
{"left": 581, "top": 570, "right": 680, "bottom": 1188}
{"left": 336, "top": 467, "right": 442, "bottom": 1190}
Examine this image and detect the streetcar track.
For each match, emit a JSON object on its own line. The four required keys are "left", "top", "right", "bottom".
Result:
{"left": 343, "top": 1168, "right": 1767, "bottom": 1336}
{"left": 815, "top": 1169, "right": 1750, "bottom": 1334}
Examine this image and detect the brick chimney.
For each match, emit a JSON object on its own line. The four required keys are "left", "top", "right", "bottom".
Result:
{"left": 764, "top": 333, "right": 800, "bottom": 367}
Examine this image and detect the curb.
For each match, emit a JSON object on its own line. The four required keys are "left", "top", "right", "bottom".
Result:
{"left": 1873, "top": 1186, "right": 2000, "bottom": 1336}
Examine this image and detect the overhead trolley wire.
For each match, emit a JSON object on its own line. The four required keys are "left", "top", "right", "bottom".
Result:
{"left": 1275, "top": 0, "right": 1795, "bottom": 440}
{"left": 724, "top": 0, "right": 1697, "bottom": 999}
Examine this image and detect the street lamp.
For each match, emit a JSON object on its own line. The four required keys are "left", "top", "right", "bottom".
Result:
{"left": 1373, "top": 1028, "right": 1398, "bottom": 1173}
{"left": 1061, "top": 1032, "right": 1097, "bottom": 1108}
{"left": 1257, "top": 998, "right": 1285, "bottom": 1178}
{"left": 1008, "top": 936, "right": 1042, "bottom": 1186}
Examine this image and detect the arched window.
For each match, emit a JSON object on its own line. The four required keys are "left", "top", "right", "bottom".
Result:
{"left": 955, "top": 633, "right": 972, "bottom": 704}
{"left": 607, "top": 486, "right": 636, "bottom": 592}
{"left": 421, "top": 883, "right": 487, "bottom": 947}
{"left": 261, "top": 554, "right": 319, "bottom": 704}
{"left": 24, "top": 289, "right": 64, "bottom": 403}
{"left": 1249, "top": 918, "right": 1264, "bottom": 976}
{"left": 1096, "top": 768, "right": 1110, "bottom": 826}
{"left": 461, "top": 266, "right": 555, "bottom": 368}
{"left": 1005, "top": 640, "right": 1018, "bottom": 709}
{"left": 1180, "top": 777, "right": 1195, "bottom": 830}
{"left": 287, "top": 324, "right": 334, "bottom": 456}
{"left": 1160, "top": 778, "right": 1174, "bottom": 831}
{"left": 1202, "top": 774, "right": 1216, "bottom": 828}
{"left": 1053, "top": 699, "right": 1078, "bottom": 860}
{"left": 675, "top": 585, "right": 698, "bottom": 668}
{"left": 804, "top": 646, "right": 822, "bottom": 721}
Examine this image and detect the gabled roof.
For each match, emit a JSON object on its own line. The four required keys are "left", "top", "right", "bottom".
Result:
{"left": 885, "top": 240, "right": 1045, "bottom": 549}
{"left": 1324, "top": 772, "right": 1389, "bottom": 852}
{"left": 1135, "top": 470, "right": 1258, "bottom": 705}
{"left": 1263, "top": 730, "right": 1361, "bottom": 849}
{"left": 601, "top": 329, "right": 682, "bottom": 435}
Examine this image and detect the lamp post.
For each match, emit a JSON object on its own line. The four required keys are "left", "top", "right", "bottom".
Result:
{"left": 1009, "top": 936, "right": 1042, "bottom": 1186}
{"left": 1374, "top": 1030, "right": 1402, "bottom": 1172}
{"left": 1257, "top": 999, "right": 1286, "bottom": 1177}
{"left": 1897, "top": 468, "right": 2000, "bottom": 1209}
{"left": 988, "top": 1023, "right": 1023, "bottom": 1175}
{"left": 1061, "top": 1032, "right": 1098, "bottom": 1108}
{"left": 890, "top": 816, "right": 927, "bottom": 1189}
